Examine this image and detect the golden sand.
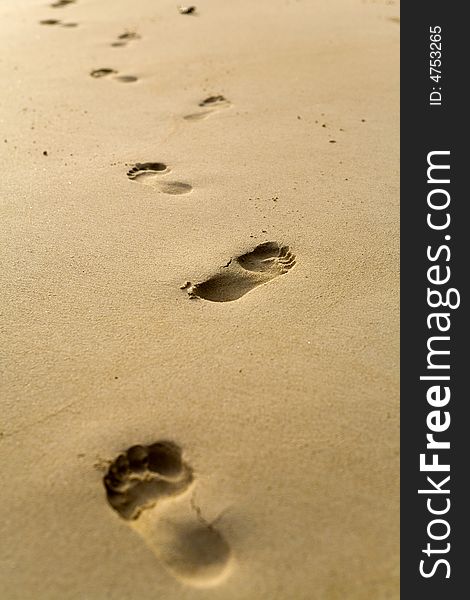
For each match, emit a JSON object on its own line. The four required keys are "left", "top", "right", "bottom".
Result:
{"left": 0, "top": 0, "right": 399, "bottom": 598}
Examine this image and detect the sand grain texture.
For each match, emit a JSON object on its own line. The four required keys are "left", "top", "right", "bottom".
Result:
{"left": 0, "top": 0, "right": 399, "bottom": 598}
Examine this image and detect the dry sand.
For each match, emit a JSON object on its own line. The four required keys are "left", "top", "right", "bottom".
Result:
{"left": 0, "top": 0, "right": 399, "bottom": 598}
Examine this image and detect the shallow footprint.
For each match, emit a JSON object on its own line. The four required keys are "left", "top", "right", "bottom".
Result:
{"left": 90, "top": 69, "right": 138, "bottom": 82}
{"left": 104, "top": 441, "right": 232, "bottom": 587}
{"left": 40, "top": 19, "right": 77, "bottom": 27}
{"left": 185, "top": 241, "right": 295, "bottom": 302}
{"left": 184, "top": 95, "right": 231, "bottom": 121}
{"left": 159, "top": 181, "right": 193, "bottom": 195}
{"left": 111, "top": 30, "right": 140, "bottom": 47}
{"left": 115, "top": 75, "right": 138, "bottom": 83}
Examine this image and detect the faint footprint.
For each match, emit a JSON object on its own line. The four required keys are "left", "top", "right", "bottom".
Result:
{"left": 90, "top": 69, "right": 138, "bottom": 83}
{"left": 127, "top": 163, "right": 192, "bottom": 195}
{"left": 184, "top": 95, "right": 231, "bottom": 121}
{"left": 185, "top": 241, "right": 295, "bottom": 302}
{"left": 39, "top": 18, "right": 77, "bottom": 26}
{"left": 50, "top": 0, "right": 75, "bottom": 6}
{"left": 111, "top": 30, "right": 141, "bottom": 47}
{"left": 104, "top": 441, "right": 232, "bottom": 587}
{"left": 159, "top": 181, "right": 193, "bottom": 195}
{"left": 115, "top": 75, "right": 139, "bottom": 83}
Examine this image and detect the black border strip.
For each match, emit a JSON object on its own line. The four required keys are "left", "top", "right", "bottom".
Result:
{"left": 401, "top": 3, "right": 467, "bottom": 597}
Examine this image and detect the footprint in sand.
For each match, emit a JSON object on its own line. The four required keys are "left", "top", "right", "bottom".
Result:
{"left": 103, "top": 441, "right": 232, "bottom": 588}
{"left": 111, "top": 30, "right": 141, "bottom": 48}
{"left": 50, "top": 0, "right": 75, "bottom": 6}
{"left": 184, "top": 95, "right": 231, "bottom": 121}
{"left": 184, "top": 241, "right": 296, "bottom": 302}
{"left": 39, "top": 19, "right": 77, "bottom": 27}
{"left": 127, "top": 162, "right": 193, "bottom": 195}
{"left": 90, "top": 69, "right": 138, "bottom": 83}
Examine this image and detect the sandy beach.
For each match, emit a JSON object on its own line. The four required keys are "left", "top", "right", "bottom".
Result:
{"left": 0, "top": 0, "right": 399, "bottom": 598}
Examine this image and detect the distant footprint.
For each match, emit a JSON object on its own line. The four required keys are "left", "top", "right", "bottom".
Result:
{"left": 115, "top": 75, "right": 139, "bottom": 83}
{"left": 104, "top": 441, "right": 232, "bottom": 587}
{"left": 90, "top": 69, "right": 138, "bottom": 83}
{"left": 185, "top": 241, "right": 295, "bottom": 302}
{"left": 184, "top": 95, "right": 231, "bottom": 121}
{"left": 111, "top": 30, "right": 141, "bottom": 48}
{"left": 90, "top": 68, "right": 116, "bottom": 78}
{"left": 127, "top": 162, "right": 192, "bottom": 195}
{"left": 39, "top": 19, "right": 77, "bottom": 27}
{"left": 50, "top": 0, "right": 75, "bottom": 6}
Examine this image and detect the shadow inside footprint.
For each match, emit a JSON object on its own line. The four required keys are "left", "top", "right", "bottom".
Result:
{"left": 186, "top": 241, "right": 295, "bottom": 302}
{"left": 112, "top": 30, "right": 140, "bottom": 46}
{"left": 198, "top": 95, "right": 228, "bottom": 108}
{"left": 40, "top": 19, "right": 77, "bottom": 26}
{"left": 115, "top": 75, "right": 138, "bottom": 83}
{"left": 51, "top": 0, "right": 75, "bottom": 6}
{"left": 90, "top": 69, "right": 137, "bottom": 82}
{"left": 154, "top": 519, "right": 231, "bottom": 587}
{"left": 126, "top": 164, "right": 192, "bottom": 195}
{"left": 90, "top": 68, "right": 116, "bottom": 78}
{"left": 127, "top": 162, "right": 169, "bottom": 182}
{"left": 104, "top": 441, "right": 192, "bottom": 520}
{"left": 103, "top": 441, "right": 232, "bottom": 587}
{"left": 159, "top": 181, "right": 193, "bottom": 195}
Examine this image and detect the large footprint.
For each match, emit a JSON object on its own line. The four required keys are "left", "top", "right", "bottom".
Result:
{"left": 127, "top": 162, "right": 193, "bottom": 195}
{"left": 184, "top": 241, "right": 296, "bottom": 302}
{"left": 103, "top": 441, "right": 232, "bottom": 588}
